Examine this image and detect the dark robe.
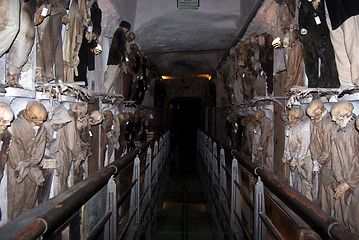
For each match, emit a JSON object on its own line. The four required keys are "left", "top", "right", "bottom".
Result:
{"left": 299, "top": 0, "right": 339, "bottom": 88}
{"left": 0, "top": 130, "right": 11, "bottom": 183}
{"left": 75, "top": 2, "right": 102, "bottom": 85}
{"left": 107, "top": 26, "right": 126, "bottom": 65}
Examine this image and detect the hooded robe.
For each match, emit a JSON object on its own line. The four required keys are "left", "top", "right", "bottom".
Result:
{"left": 36, "top": 0, "right": 70, "bottom": 83}
{"left": 332, "top": 118, "right": 359, "bottom": 233}
{"left": 288, "top": 117, "right": 312, "bottom": 200}
{"left": 38, "top": 106, "right": 75, "bottom": 202}
{"left": 310, "top": 111, "right": 338, "bottom": 214}
{"left": 7, "top": 112, "right": 46, "bottom": 220}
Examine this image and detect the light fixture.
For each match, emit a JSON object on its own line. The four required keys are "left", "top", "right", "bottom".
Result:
{"left": 272, "top": 37, "right": 282, "bottom": 49}
{"left": 91, "top": 43, "right": 103, "bottom": 55}
{"left": 161, "top": 74, "right": 212, "bottom": 80}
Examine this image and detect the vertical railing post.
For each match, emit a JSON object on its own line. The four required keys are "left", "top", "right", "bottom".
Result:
{"left": 212, "top": 142, "right": 218, "bottom": 185}
{"left": 200, "top": 131, "right": 204, "bottom": 160}
{"left": 197, "top": 129, "right": 200, "bottom": 159}
{"left": 105, "top": 175, "right": 117, "bottom": 240}
{"left": 135, "top": 156, "right": 140, "bottom": 224}
{"left": 207, "top": 137, "right": 212, "bottom": 175}
{"left": 153, "top": 141, "right": 159, "bottom": 184}
{"left": 220, "top": 148, "right": 226, "bottom": 201}
{"left": 231, "top": 158, "right": 240, "bottom": 228}
{"left": 144, "top": 147, "right": 152, "bottom": 201}
{"left": 165, "top": 131, "right": 170, "bottom": 175}
{"left": 254, "top": 176, "right": 267, "bottom": 240}
{"left": 159, "top": 137, "right": 163, "bottom": 175}
{"left": 130, "top": 155, "right": 141, "bottom": 225}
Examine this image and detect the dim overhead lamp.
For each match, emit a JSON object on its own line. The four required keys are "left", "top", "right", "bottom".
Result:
{"left": 91, "top": 43, "right": 103, "bottom": 55}
{"left": 161, "top": 74, "right": 212, "bottom": 80}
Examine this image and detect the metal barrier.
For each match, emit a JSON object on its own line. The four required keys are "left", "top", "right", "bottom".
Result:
{"left": 0, "top": 131, "right": 171, "bottom": 240}
{"left": 197, "top": 129, "right": 359, "bottom": 240}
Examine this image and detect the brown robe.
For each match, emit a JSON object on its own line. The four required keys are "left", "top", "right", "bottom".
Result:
{"left": 310, "top": 111, "right": 338, "bottom": 215}
{"left": 288, "top": 117, "right": 312, "bottom": 200}
{"left": 36, "top": 0, "right": 69, "bottom": 83}
{"left": 38, "top": 106, "right": 77, "bottom": 201}
{"left": 242, "top": 120, "right": 254, "bottom": 158}
{"left": 276, "top": 0, "right": 304, "bottom": 93}
{"left": 100, "top": 116, "right": 120, "bottom": 167}
{"left": 259, "top": 117, "right": 273, "bottom": 171}
{"left": 332, "top": 118, "right": 359, "bottom": 233}
{"left": 63, "top": 0, "right": 85, "bottom": 82}
{"left": 57, "top": 117, "right": 80, "bottom": 193}
{"left": 72, "top": 112, "right": 91, "bottom": 184}
{"left": 7, "top": 113, "right": 46, "bottom": 220}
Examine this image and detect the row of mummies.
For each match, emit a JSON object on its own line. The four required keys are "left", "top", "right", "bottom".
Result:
{"left": 283, "top": 99, "right": 359, "bottom": 234}
{"left": 238, "top": 99, "right": 359, "bottom": 234}
{"left": 0, "top": 0, "right": 100, "bottom": 87}
{"left": 103, "top": 20, "right": 153, "bottom": 104}
{"left": 217, "top": 0, "right": 359, "bottom": 107}
{"left": 0, "top": 100, "right": 148, "bottom": 222}
{"left": 0, "top": 1, "right": 152, "bottom": 103}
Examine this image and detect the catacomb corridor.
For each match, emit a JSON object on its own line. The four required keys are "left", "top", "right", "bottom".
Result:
{"left": 1, "top": 0, "right": 359, "bottom": 239}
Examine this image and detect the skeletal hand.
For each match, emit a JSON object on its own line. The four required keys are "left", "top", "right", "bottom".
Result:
{"left": 289, "top": 159, "right": 297, "bottom": 172}
{"left": 334, "top": 182, "right": 350, "bottom": 200}
{"left": 62, "top": 14, "right": 70, "bottom": 25}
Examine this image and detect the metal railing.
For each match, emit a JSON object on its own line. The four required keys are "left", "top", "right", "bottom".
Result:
{"left": 197, "top": 129, "right": 359, "bottom": 240}
{"left": 0, "top": 131, "right": 171, "bottom": 240}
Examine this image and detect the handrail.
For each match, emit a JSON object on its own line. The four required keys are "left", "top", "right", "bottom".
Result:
{"left": 218, "top": 141, "right": 359, "bottom": 240}
{"left": 6, "top": 139, "right": 155, "bottom": 240}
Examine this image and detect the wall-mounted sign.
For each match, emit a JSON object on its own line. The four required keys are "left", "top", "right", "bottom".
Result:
{"left": 177, "top": 0, "right": 199, "bottom": 9}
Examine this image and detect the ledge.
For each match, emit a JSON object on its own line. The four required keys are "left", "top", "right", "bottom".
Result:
{"left": 4, "top": 87, "right": 36, "bottom": 98}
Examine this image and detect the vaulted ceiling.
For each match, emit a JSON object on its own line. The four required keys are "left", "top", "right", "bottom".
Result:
{"left": 102, "top": 0, "right": 278, "bottom": 77}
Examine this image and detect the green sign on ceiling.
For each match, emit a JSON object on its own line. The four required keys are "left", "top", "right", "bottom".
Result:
{"left": 177, "top": 0, "right": 199, "bottom": 9}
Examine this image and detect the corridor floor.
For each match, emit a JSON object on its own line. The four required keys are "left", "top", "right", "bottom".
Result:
{"left": 150, "top": 143, "right": 219, "bottom": 240}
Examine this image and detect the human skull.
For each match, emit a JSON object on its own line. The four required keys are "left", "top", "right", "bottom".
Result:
{"left": 331, "top": 101, "right": 354, "bottom": 128}
{"left": 71, "top": 102, "right": 88, "bottom": 119}
{"left": 0, "top": 102, "right": 14, "bottom": 132}
{"left": 236, "top": 42, "right": 248, "bottom": 67}
{"left": 127, "top": 32, "right": 135, "bottom": 42}
{"left": 258, "top": 34, "right": 266, "bottom": 47}
{"left": 88, "top": 110, "right": 103, "bottom": 126}
{"left": 103, "top": 110, "right": 113, "bottom": 124}
{"left": 288, "top": 108, "right": 304, "bottom": 128}
{"left": 130, "top": 43, "right": 138, "bottom": 52}
{"left": 249, "top": 32, "right": 259, "bottom": 44}
{"left": 254, "top": 109, "right": 266, "bottom": 123}
{"left": 139, "top": 50, "right": 146, "bottom": 58}
{"left": 26, "top": 101, "right": 47, "bottom": 126}
{"left": 117, "top": 113, "right": 125, "bottom": 123}
{"left": 306, "top": 100, "right": 324, "bottom": 123}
